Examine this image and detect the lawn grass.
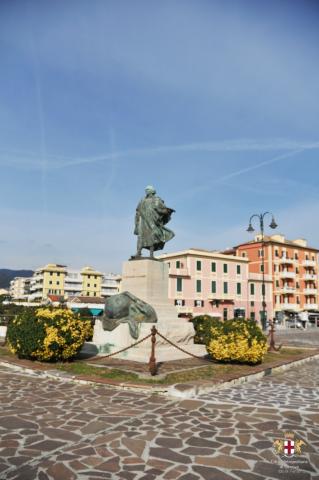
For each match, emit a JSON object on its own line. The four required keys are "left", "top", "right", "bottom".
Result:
{"left": 0, "top": 344, "right": 316, "bottom": 385}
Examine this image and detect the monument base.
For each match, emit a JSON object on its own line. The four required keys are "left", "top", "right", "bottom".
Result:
{"left": 87, "top": 259, "right": 207, "bottom": 362}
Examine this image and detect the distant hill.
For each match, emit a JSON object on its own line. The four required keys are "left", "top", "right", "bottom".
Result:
{"left": 0, "top": 269, "right": 34, "bottom": 289}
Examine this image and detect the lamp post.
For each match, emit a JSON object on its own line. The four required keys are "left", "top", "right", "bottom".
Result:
{"left": 247, "top": 212, "right": 280, "bottom": 352}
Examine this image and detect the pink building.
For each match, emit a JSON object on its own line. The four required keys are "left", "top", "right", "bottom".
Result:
{"left": 158, "top": 249, "right": 273, "bottom": 323}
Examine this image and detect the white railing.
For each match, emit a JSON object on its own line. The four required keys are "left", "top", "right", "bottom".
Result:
{"left": 304, "top": 274, "right": 317, "bottom": 280}
{"left": 304, "top": 303, "right": 318, "bottom": 310}
{"left": 279, "top": 271, "right": 296, "bottom": 278}
{"left": 303, "top": 260, "right": 317, "bottom": 267}
{"left": 304, "top": 288, "right": 318, "bottom": 295}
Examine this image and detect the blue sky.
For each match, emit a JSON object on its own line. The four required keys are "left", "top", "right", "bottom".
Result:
{"left": 1, "top": 0, "right": 319, "bottom": 272}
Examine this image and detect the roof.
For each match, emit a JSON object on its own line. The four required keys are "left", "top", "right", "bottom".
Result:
{"left": 157, "top": 248, "right": 249, "bottom": 263}
{"left": 67, "top": 295, "right": 105, "bottom": 304}
{"left": 235, "top": 234, "right": 319, "bottom": 252}
{"left": 47, "top": 295, "right": 65, "bottom": 302}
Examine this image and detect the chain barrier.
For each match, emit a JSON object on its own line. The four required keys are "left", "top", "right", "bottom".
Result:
{"left": 155, "top": 329, "right": 215, "bottom": 363}
{"left": 88, "top": 332, "right": 153, "bottom": 362}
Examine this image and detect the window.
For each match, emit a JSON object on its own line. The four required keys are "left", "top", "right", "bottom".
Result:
{"left": 94, "top": 284, "right": 97, "bottom": 288}
{"left": 262, "top": 284, "right": 265, "bottom": 295}
{"left": 194, "top": 300, "right": 204, "bottom": 307}
{"left": 87, "top": 291, "right": 90, "bottom": 296}
{"left": 57, "top": 281, "right": 60, "bottom": 285}
{"left": 274, "top": 264, "right": 278, "bottom": 272}
{"left": 211, "top": 262, "right": 216, "bottom": 273}
{"left": 94, "top": 292, "right": 96, "bottom": 297}
{"left": 275, "top": 249, "right": 279, "bottom": 257}
{"left": 49, "top": 280, "right": 52, "bottom": 285}
{"left": 88, "top": 275, "right": 91, "bottom": 279}
{"left": 295, "top": 253, "right": 298, "bottom": 260}
{"left": 57, "top": 272, "right": 60, "bottom": 276}
{"left": 242, "top": 252, "right": 246, "bottom": 258}
{"left": 87, "top": 283, "right": 90, "bottom": 287}
{"left": 176, "top": 278, "right": 183, "bottom": 292}
{"left": 297, "top": 296, "right": 300, "bottom": 304}
{"left": 296, "top": 267, "right": 299, "bottom": 274}
{"left": 223, "top": 282, "right": 228, "bottom": 294}
{"left": 174, "top": 299, "right": 185, "bottom": 306}
{"left": 276, "top": 280, "right": 279, "bottom": 287}
{"left": 50, "top": 272, "right": 53, "bottom": 276}
{"left": 258, "top": 249, "right": 264, "bottom": 257}
{"left": 250, "top": 301, "right": 255, "bottom": 306}
{"left": 196, "top": 279, "right": 202, "bottom": 293}
{"left": 260, "top": 264, "right": 264, "bottom": 272}
{"left": 196, "top": 260, "right": 202, "bottom": 271}
{"left": 296, "top": 282, "right": 299, "bottom": 289}
{"left": 250, "top": 312, "right": 256, "bottom": 321}
{"left": 236, "top": 265, "right": 241, "bottom": 275}
{"left": 250, "top": 283, "right": 255, "bottom": 295}
{"left": 211, "top": 281, "right": 216, "bottom": 294}
{"left": 223, "top": 308, "right": 228, "bottom": 321}
{"left": 223, "top": 264, "right": 228, "bottom": 274}
{"left": 176, "top": 260, "right": 181, "bottom": 269}
{"left": 237, "top": 283, "right": 241, "bottom": 295}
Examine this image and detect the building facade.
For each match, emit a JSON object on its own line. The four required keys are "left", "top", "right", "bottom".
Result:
{"left": 158, "top": 249, "right": 273, "bottom": 322}
{"left": 26, "top": 264, "right": 120, "bottom": 301}
{"left": 9, "top": 277, "right": 31, "bottom": 299}
{"left": 235, "top": 234, "right": 319, "bottom": 321}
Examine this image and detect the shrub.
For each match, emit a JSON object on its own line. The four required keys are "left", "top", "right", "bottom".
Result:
{"left": 206, "top": 318, "right": 268, "bottom": 364}
{"left": 6, "top": 308, "right": 92, "bottom": 362}
{"left": 192, "top": 315, "right": 221, "bottom": 345}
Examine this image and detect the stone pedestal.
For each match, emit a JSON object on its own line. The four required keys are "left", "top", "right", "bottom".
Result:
{"left": 85, "top": 259, "right": 206, "bottom": 362}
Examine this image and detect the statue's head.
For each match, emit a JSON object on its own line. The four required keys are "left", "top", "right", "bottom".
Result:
{"left": 145, "top": 185, "right": 156, "bottom": 196}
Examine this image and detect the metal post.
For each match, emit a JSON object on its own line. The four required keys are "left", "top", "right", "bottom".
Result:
{"left": 247, "top": 212, "right": 280, "bottom": 352}
{"left": 149, "top": 326, "right": 157, "bottom": 376}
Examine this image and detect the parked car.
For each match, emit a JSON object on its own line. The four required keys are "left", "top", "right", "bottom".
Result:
{"left": 286, "top": 320, "right": 303, "bottom": 329}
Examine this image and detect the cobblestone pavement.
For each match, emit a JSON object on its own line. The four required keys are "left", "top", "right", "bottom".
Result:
{"left": 0, "top": 360, "right": 318, "bottom": 480}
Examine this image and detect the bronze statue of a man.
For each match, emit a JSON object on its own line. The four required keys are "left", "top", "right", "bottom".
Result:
{"left": 133, "top": 186, "right": 175, "bottom": 258}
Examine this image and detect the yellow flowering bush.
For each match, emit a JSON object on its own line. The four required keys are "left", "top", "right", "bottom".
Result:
{"left": 6, "top": 308, "right": 92, "bottom": 362}
{"left": 206, "top": 318, "right": 268, "bottom": 364}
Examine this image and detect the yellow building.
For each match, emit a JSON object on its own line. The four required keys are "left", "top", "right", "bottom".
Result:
{"left": 81, "top": 266, "right": 103, "bottom": 297}
{"left": 29, "top": 264, "right": 118, "bottom": 301}
{"left": 29, "top": 264, "right": 67, "bottom": 300}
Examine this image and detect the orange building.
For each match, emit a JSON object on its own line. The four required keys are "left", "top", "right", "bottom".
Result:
{"left": 235, "top": 234, "right": 319, "bottom": 323}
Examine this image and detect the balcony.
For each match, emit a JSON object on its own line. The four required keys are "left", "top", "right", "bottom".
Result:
{"left": 278, "top": 257, "right": 295, "bottom": 265}
{"left": 304, "top": 303, "right": 319, "bottom": 310}
{"left": 276, "top": 303, "right": 298, "bottom": 310}
{"left": 169, "top": 268, "right": 190, "bottom": 277}
{"left": 280, "top": 286, "right": 296, "bottom": 294}
{"left": 304, "top": 274, "right": 317, "bottom": 280}
{"left": 208, "top": 293, "right": 235, "bottom": 302}
{"left": 304, "top": 288, "right": 318, "bottom": 295}
{"left": 303, "top": 260, "right": 317, "bottom": 267}
{"left": 176, "top": 306, "right": 193, "bottom": 314}
{"left": 279, "top": 271, "right": 296, "bottom": 279}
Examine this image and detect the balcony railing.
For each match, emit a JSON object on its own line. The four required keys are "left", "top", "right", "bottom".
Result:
{"left": 279, "top": 271, "right": 296, "bottom": 278}
{"left": 303, "top": 260, "right": 317, "bottom": 267}
{"left": 304, "top": 288, "right": 318, "bottom": 295}
{"left": 208, "top": 293, "right": 235, "bottom": 301}
{"left": 276, "top": 303, "right": 298, "bottom": 310}
{"left": 169, "top": 268, "right": 190, "bottom": 277}
{"left": 280, "top": 287, "right": 296, "bottom": 294}
{"left": 304, "top": 303, "right": 319, "bottom": 310}
{"left": 304, "top": 274, "right": 317, "bottom": 280}
{"left": 176, "top": 306, "right": 193, "bottom": 314}
{"left": 278, "top": 257, "right": 295, "bottom": 265}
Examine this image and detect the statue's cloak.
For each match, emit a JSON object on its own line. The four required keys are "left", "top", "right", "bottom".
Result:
{"left": 134, "top": 195, "right": 174, "bottom": 251}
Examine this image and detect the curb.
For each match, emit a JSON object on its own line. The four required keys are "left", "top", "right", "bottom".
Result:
{"left": 167, "top": 351, "right": 319, "bottom": 398}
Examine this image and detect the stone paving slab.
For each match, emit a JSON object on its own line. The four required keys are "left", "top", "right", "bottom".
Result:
{"left": 0, "top": 360, "right": 318, "bottom": 479}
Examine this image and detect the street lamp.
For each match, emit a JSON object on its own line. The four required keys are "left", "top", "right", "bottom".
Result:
{"left": 246, "top": 212, "right": 280, "bottom": 352}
